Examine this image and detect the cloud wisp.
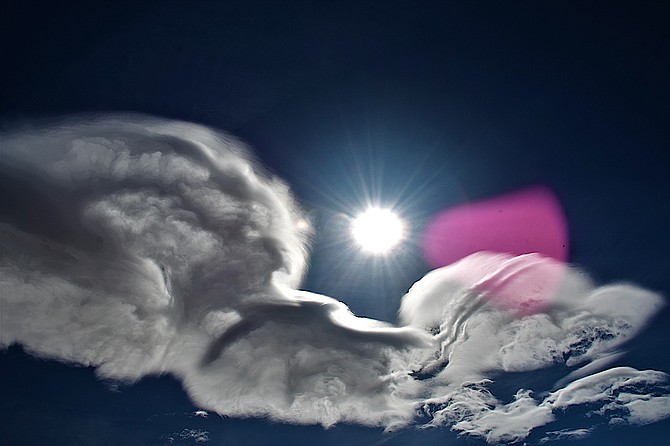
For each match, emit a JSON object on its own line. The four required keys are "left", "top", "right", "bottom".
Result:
{"left": 1, "top": 115, "right": 668, "bottom": 442}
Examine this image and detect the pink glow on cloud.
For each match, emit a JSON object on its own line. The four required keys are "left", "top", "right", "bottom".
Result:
{"left": 473, "top": 252, "right": 567, "bottom": 315}
{"left": 422, "top": 186, "right": 569, "bottom": 269}
{"left": 419, "top": 251, "right": 567, "bottom": 315}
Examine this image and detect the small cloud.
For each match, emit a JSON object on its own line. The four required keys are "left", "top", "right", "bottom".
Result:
{"left": 540, "top": 428, "right": 592, "bottom": 443}
{"left": 162, "top": 429, "right": 210, "bottom": 444}
{"left": 601, "top": 393, "right": 670, "bottom": 426}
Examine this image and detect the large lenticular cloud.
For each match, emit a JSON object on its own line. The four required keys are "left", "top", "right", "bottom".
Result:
{"left": 1, "top": 115, "right": 668, "bottom": 442}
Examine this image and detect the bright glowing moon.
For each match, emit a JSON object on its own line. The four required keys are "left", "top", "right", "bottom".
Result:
{"left": 351, "top": 207, "right": 405, "bottom": 254}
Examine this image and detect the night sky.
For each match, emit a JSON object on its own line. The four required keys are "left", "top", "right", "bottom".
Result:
{"left": 1, "top": 2, "right": 669, "bottom": 445}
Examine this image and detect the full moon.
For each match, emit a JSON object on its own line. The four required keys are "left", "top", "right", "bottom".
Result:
{"left": 351, "top": 207, "right": 405, "bottom": 254}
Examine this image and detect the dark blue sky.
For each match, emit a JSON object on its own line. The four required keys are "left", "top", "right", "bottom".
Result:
{"left": 1, "top": 1, "right": 669, "bottom": 445}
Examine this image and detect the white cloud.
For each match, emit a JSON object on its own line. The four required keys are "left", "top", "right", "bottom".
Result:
{"left": 540, "top": 428, "right": 592, "bottom": 443}
{"left": 1, "top": 115, "right": 668, "bottom": 442}
{"left": 163, "top": 428, "right": 210, "bottom": 444}
{"left": 622, "top": 395, "right": 670, "bottom": 425}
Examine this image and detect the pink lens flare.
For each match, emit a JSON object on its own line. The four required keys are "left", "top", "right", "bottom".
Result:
{"left": 422, "top": 186, "right": 569, "bottom": 269}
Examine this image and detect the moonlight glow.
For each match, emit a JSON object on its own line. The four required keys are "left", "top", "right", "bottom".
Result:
{"left": 351, "top": 207, "right": 405, "bottom": 254}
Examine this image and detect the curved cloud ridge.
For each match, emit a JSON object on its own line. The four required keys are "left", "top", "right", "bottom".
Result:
{"left": 1, "top": 116, "right": 667, "bottom": 442}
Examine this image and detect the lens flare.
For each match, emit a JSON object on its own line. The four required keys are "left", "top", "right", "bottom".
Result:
{"left": 422, "top": 186, "right": 568, "bottom": 268}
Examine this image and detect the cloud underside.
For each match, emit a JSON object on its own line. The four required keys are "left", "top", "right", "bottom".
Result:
{"left": 1, "top": 116, "right": 668, "bottom": 443}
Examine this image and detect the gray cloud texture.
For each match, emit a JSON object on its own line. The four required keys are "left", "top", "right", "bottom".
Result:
{"left": 1, "top": 116, "right": 668, "bottom": 442}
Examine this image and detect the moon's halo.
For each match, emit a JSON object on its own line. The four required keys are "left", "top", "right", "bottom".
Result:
{"left": 351, "top": 207, "right": 405, "bottom": 254}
